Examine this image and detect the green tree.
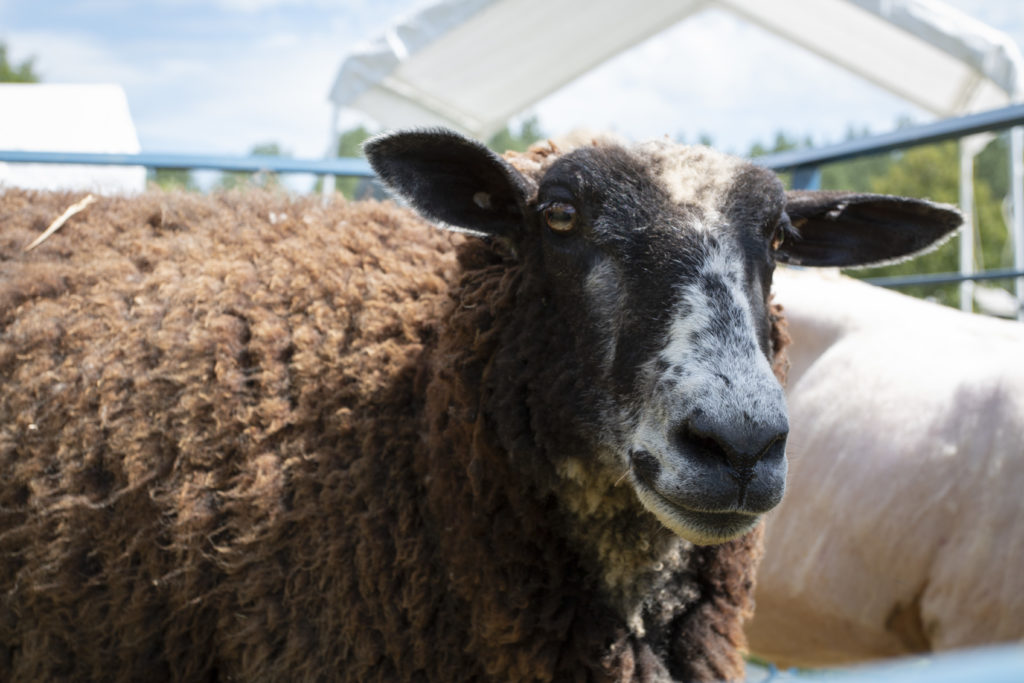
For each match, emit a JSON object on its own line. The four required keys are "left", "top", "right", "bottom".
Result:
{"left": 0, "top": 42, "right": 39, "bottom": 82}
{"left": 335, "top": 125, "right": 373, "bottom": 199}
{"left": 747, "top": 131, "right": 811, "bottom": 159}
{"left": 819, "top": 153, "right": 894, "bottom": 192}
{"left": 975, "top": 133, "right": 1011, "bottom": 215}
{"left": 218, "top": 142, "right": 285, "bottom": 190}
{"left": 974, "top": 133, "right": 1016, "bottom": 271}
{"left": 487, "top": 115, "right": 544, "bottom": 153}
{"left": 311, "top": 125, "right": 375, "bottom": 200}
{"left": 746, "top": 131, "right": 814, "bottom": 189}
{"left": 148, "top": 167, "right": 198, "bottom": 191}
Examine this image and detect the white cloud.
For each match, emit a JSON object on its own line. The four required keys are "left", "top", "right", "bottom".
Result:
{"left": 3, "top": 7, "right": 394, "bottom": 161}
{"left": 130, "top": 30, "right": 343, "bottom": 159}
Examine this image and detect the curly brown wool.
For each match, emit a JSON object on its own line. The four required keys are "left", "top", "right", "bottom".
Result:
{"left": 0, "top": 187, "right": 785, "bottom": 682}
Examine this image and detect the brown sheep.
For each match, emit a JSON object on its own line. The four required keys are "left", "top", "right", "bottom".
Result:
{"left": 0, "top": 129, "right": 960, "bottom": 681}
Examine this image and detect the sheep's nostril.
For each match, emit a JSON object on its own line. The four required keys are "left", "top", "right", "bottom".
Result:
{"left": 676, "top": 414, "right": 788, "bottom": 472}
{"left": 759, "top": 432, "right": 787, "bottom": 464}
{"left": 673, "top": 424, "right": 729, "bottom": 466}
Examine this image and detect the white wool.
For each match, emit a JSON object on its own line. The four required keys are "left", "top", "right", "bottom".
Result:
{"left": 747, "top": 268, "right": 1024, "bottom": 666}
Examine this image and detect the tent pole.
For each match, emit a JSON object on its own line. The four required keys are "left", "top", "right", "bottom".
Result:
{"left": 958, "top": 143, "right": 975, "bottom": 312}
{"left": 1011, "top": 125, "right": 1024, "bottom": 320}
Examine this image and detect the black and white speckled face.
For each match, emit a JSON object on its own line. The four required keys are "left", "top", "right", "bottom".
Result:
{"left": 530, "top": 141, "right": 789, "bottom": 544}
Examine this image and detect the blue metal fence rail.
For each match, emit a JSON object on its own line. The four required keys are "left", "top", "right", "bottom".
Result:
{"left": 755, "top": 102, "right": 1024, "bottom": 187}
{"left": 0, "top": 149, "right": 374, "bottom": 176}
{"left": 3, "top": 101, "right": 1020, "bottom": 183}
{"left": 2, "top": 102, "right": 1022, "bottom": 186}
{"left": 864, "top": 267, "right": 1024, "bottom": 287}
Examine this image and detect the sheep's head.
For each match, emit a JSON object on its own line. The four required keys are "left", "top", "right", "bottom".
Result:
{"left": 366, "top": 129, "right": 960, "bottom": 545}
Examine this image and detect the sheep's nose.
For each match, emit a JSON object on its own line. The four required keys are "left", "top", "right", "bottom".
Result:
{"left": 676, "top": 411, "right": 788, "bottom": 481}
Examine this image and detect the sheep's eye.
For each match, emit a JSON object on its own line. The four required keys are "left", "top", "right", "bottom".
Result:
{"left": 544, "top": 204, "right": 578, "bottom": 233}
{"left": 770, "top": 221, "right": 786, "bottom": 251}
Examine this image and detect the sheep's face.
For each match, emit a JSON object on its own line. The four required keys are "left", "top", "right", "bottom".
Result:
{"left": 366, "top": 129, "right": 961, "bottom": 545}
{"left": 524, "top": 142, "right": 790, "bottom": 544}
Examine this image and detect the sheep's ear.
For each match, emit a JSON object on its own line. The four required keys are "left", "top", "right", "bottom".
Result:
{"left": 364, "top": 128, "right": 534, "bottom": 239}
{"left": 778, "top": 191, "right": 962, "bottom": 268}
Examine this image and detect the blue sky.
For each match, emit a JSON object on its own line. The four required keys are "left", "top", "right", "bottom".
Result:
{"left": 1, "top": 0, "right": 418, "bottom": 158}
{"left": 3, "top": 0, "right": 1023, "bottom": 174}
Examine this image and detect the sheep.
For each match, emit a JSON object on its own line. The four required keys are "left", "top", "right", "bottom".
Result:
{"left": 0, "top": 129, "right": 960, "bottom": 682}
{"left": 746, "top": 267, "right": 1024, "bottom": 668}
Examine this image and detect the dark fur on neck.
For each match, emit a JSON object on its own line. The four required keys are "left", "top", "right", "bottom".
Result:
{"left": 421, "top": 238, "right": 791, "bottom": 681}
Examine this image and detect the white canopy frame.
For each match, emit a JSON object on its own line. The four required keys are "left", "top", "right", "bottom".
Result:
{"left": 329, "top": 0, "right": 1023, "bottom": 137}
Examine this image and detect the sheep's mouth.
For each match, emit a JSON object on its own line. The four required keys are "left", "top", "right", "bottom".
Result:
{"left": 632, "top": 479, "right": 761, "bottom": 546}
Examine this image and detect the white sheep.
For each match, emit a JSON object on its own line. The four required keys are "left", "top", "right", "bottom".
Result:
{"left": 747, "top": 267, "right": 1024, "bottom": 666}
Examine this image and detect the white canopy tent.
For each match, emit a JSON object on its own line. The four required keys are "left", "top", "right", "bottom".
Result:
{"left": 328, "top": 0, "right": 1023, "bottom": 138}
{"left": 327, "top": 0, "right": 1024, "bottom": 317}
{"left": 0, "top": 84, "right": 146, "bottom": 194}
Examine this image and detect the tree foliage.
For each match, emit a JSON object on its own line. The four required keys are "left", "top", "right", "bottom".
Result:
{"left": 310, "top": 125, "right": 377, "bottom": 200}
{"left": 747, "top": 131, "right": 811, "bottom": 158}
{"left": 148, "top": 168, "right": 198, "bottom": 191}
{"left": 487, "top": 115, "right": 545, "bottom": 153}
{"left": 218, "top": 142, "right": 285, "bottom": 190}
{"left": 0, "top": 42, "right": 39, "bottom": 83}
{"left": 332, "top": 125, "right": 374, "bottom": 200}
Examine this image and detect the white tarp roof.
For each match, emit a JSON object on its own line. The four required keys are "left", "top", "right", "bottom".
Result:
{"left": 0, "top": 83, "right": 146, "bottom": 194}
{"left": 328, "top": 0, "right": 1024, "bottom": 139}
